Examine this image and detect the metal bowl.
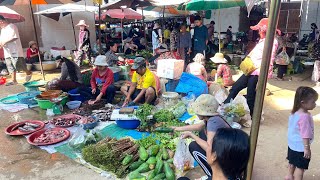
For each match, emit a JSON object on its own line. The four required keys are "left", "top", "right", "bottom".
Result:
{"left": 34, "top": 61, "right": 57, "bottom": 71}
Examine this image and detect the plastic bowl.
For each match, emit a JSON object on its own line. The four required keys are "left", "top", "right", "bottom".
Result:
{"left": 68, "top": 93, "right": 85, "bottom": 102}
{"left": 66, "top": 101, "right": 81, "bottom": 110}
{"left": 16, "top": 91, "right": 41, "bottom": 105}
{"left": 116, "top": 119, "right": 140, "bottom": 129}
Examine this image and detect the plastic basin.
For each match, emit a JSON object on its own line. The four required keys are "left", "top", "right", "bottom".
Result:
{"left": 116, "top": 119, "right": 140, "bottom": 129}
{"left": 66, "top": 101, "right": 81, "bottom": 110}
{"left": 17, "top": 91, "right": 41, "bottom": 105}
{"left": 35, "top": 96, "right": 68, "bottom": 109}
{"left": 68, "top": 93, "right": 85, "bottom": 102}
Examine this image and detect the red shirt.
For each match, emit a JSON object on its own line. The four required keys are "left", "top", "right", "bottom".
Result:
{"left": 90, "top": 68, "right": 114, "bottom": 95}
{"left": 26, "top": 48, "right": 38, "bottom": 59}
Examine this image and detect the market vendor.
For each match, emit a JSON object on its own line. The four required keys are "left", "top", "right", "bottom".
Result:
{"left": 105, "top": 41, "right": 125, "bottom": 66}
{"left": 121, "top": 57, "right": 157, "bottom": 106}
{"left": 76, "top": 55, "right": 116, "bottom": 104}
{"left": 47, "top": 55, "right": 83, "bottom": 92}
{"left": 26, "top": 41, "right": 40, "bottom": 64}
{"left": 210, "top": 53, "right": 234, "bottom": 87}
{"left": 172, "top": 94, "right": 231, "bottom": 178}
{"left": 123, "top": 37, "right": 138, "bottom": 55}
{"left": 186, "top": 53, "right": 207, "bottom": 81}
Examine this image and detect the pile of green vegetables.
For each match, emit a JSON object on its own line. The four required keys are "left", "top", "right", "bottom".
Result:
{"left": 135, "top": 104, "right": 155, "bottom": 132}
{"left": 128, "top": 144, "right": 175, "bottom": 180}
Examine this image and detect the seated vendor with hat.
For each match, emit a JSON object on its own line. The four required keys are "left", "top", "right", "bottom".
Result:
{"left": 148, "top": 43, "right": 181, "bottom": 64}
{"left": 26, "top": 41, "right": 40, "bottom": 64}
{"left": 210, "top": 53, "right": 234, "bottom": 87}
{"left": 105, "top": 41, "right": 125, "bottom": 66}
{"left": 121, "top": 57, "right": 157, "bottom": 106}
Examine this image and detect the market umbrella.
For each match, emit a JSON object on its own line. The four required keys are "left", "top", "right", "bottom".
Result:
{"left": 34, "top": 4, "right": 98, "bottom": 48}
{"left": 99, "top": 8, "right": 143, "bottom": 20}
{"left": 0, "top": 6, "right": 25, "bottom": 23}
{"left": 102, "top": 0, "right": 153, "bottom": 10}
{"left": 144, "top": 6, "right": 191, "bottom": 15}
{"left": 183, "top": 0, "right": 246, "bottom": 52}
{"left": 0, "top": 0, "right": 81, "bottom": 5}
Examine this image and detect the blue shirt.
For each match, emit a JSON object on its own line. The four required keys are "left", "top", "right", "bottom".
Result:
{"left": 194, "top": 25, "right": 208, "bottom": 51}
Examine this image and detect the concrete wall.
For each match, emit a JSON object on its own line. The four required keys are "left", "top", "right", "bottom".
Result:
{"left": 299, "top": 1, "right": 320, "bottom": 38}
{"left": 203, "top": 7, "right": 241, "bottom": 32}
{"left": 7, "top": 3, "right": 96, "bottom": 52}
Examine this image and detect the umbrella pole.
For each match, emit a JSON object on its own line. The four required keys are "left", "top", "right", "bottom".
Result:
{"left": 70, "top": 13, "right": 77, "bottom": 50}
{"left": 142, "top": 7, "right": 146, "bottom": 39}
{"left": 121, "top": 18, "right": 123, "bottom": 50}
{"left": 98, "top": 4, "right": 102, "bottom": 55}
{"left": 163, "top": 6, "right": 165, "bottom": 27}
{"left": 218, "top": 8, "right": 221, "bottom": 53}
{"left": 29, "top": 2, "right": 45, "bottom": 80}
{"left": 245, "top": 0, "right": 281, "bottom": 179}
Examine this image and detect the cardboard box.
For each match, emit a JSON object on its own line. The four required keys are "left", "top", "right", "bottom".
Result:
{"left": 157, "top": 59, "right": 184, "bottom": 79}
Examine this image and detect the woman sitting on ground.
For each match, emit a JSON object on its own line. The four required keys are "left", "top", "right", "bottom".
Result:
{"left": 48, "top": 55, "right": 83, "bottom": 92}
{"left": 178, "top": 128, "right": 250, "bottom": 180}
{"left": 75, "top": 55, "right": 116, "bottom": 104}
{"left": 105, "top": 41, "right": 125, "bottom": 66}
{"left": 210, "top": 53, "right": 234, "bottom": 87}
{"left": 186, "top": 53, "right": 208, "bottom": 81}
{"left": 26, "top": 41, "right": 40, "bottom": 64}
{"left": 173, "top": 94, "right": 231, "bottom": 178}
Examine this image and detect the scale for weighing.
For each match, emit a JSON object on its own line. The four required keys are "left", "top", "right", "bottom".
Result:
{"left": 50, "top": 97, "right": 64, "bottom": 115}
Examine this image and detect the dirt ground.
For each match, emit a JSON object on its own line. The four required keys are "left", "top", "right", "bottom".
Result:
{"left": 0, "top": 70, "right": 320, "bottom": 180}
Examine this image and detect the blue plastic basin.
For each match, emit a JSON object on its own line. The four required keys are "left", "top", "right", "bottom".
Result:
{"left": 116, "top": 120, "right": 140, "bottom": 129}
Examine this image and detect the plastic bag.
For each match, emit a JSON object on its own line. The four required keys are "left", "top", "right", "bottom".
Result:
{"left": 182, "top": 93, "right": 196, "bottom": 115}
{"left": 170, "top": 101, "right": 186, "bottom": 118}
{"left": 173, "top": 139, "right": 194, "bottom": 176}
{"left": 275, "top": 51, "right": 290, "bottom": 65}
{"left": 214, "top": 89, "right": 228, "bottom": 105}
{"left": 68, "top": 129, "right": 103, "bottom": 151}
{"left": 312, "top": 60, "right": 320, "bottom": 82}
{"left": 175, "top": 73, "right": 208, "bottom": 98}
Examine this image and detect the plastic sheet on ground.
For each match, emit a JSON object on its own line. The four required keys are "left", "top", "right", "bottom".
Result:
{"left": 175, "top": 73, "right": 208, "bottom": 97}
{"left": 0, "top": 103, "right": 29, "bottom": 112}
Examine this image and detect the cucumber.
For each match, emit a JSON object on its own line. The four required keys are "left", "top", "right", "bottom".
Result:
{"left": 154, "top": 159, "right": 163, "bottom": 174}
{"left": 129, "top": 160, "right": 144, "bottom": 171}
{"left": 139, "top": 146, "right": 149, "bottom": 161}
{"left": 147, "top": 170, "right": 156, "bottom": 180}
{"left": 164, "top": 162, "right": 175, "bottom": 180}
{"left": 146, "top": 157, "right": 157, "bottom": 169}
{"left": 148, "top": 145, "right": 160, "bottom": 156}
{"left": 122, "top": 154, "right": 133, "bottom": 165}
{"left": 152, "top": 173, "right": 166, "bottom": 180}
{"left": 154, "top": 127, "right": 173, "bottom": 133}
{"left": 162, "top": 147, "right": 169, "bottom": 160}
{"left": 137, "top": 162, "right": 150, "bottom": 173}
{"left": 155, "top": 149, "right": 162, "bottom": 161}
{"left": 129, "top": 171, "right": 145, "bottom": 180}
{"left": 167, "top": 158, "right": 173, "bottom": 164}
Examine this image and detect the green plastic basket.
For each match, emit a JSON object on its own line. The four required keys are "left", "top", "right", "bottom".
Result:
{"left": 35, "top": 96, "right": 68, "bottom": 109}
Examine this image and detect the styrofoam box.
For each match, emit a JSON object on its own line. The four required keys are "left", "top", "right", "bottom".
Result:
{"left": 157, "top": 59, "right": 184, "bottom": 79}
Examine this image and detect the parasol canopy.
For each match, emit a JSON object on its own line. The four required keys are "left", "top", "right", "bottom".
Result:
{"left": 144, "top": 5, "right": 192, "bottom": 15}
{"left": 34, "top": 3, "right": 98, "bottom": 14}
{"left": 0, "top": 6, "right": 25, "bottom": 23}
{"left": 99, "top": 8, "right": 143, "bottom": 20}
{"left": 182, "top": 0, "right": 246, "bottom": 11}
{"left": 0, "top": 0, "right": 81, "bottom": 5}
{"left": 102, "top": 0, "right": 153, "bottom": 10}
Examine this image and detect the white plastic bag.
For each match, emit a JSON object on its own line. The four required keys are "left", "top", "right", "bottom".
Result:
{"left": 214, "top": 89, "right": 228, "bottom": 105}
{"left": 173, "top": 139, "right": 194, "bottom": 176}
{"left": 312, "top": 61, "right": 320, "bottom": 82}
{"left": 275, "top": 51, "right": 290, "bottom": 65}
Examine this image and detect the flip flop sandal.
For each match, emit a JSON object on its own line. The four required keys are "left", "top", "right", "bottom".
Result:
{"left": 5, "top": 82, "right": 17, "bottom": 86}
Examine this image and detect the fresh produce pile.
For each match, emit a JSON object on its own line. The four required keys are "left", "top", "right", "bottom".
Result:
{"left": 154, "top": 109, "right": 175, "bottom": 123}
{"left": 138, "top": 50, "right": 153, "bottom": 59}
{"left": 51, "top": 115, "right": 81, "bottom": 127}
{"left": 12, "top": 122, "right": 40, "bottom": 132}
{"left": 135, "top": 104, "right": 155, "bottom": 131}
{"left": 69, "top": 130, "right": 103, "bottom": 151}
{"left": 34, "top": 129, "right": 67, "bottom": 143}
{"left": 82, "top": 137, "right": 139, "bottom": 178}
{"left": 224, "top": 103, "right": 246, "bottom": 117}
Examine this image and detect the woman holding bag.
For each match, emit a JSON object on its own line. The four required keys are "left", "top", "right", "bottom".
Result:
{"left": 224, "top": 18, "right": 279, "bottom": 116}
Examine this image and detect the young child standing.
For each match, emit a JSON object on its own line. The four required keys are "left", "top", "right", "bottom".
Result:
{"left": 286, "top": 86, "right": 318, "bottom": 180}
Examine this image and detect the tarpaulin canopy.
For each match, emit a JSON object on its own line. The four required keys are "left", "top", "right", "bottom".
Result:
{"left": 34, "top": 3, "right": 98, "bottom": 14}
{"left": 0, "top": 6, "right": 25, "bottom": 23}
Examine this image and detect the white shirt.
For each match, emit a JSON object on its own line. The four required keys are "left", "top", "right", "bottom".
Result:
{"left": 0, "top": 23, "right": 24, "bottom": 58}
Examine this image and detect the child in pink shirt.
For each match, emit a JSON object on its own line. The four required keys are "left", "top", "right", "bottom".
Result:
{"left": 286, "top": 86, "right": 318, "bottom": 180}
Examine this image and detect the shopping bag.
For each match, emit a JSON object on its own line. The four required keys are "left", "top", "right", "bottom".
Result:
{"left": 312, "top": 60, "right": 320, "bottom": 82}
{"left": 275, "top": 51, "right": 290, "bottom": 65}
{"left": 240, "top": 56, "right": 257, "bottom": 76}
{"left": 173, "top": 139, "right": 194, "bottom": 174}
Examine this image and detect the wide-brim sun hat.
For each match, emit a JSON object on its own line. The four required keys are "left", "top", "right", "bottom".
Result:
{"left": 94, "top": 55, "right": 108, "bottom": 66}
{"left": 76, "top": 20, "right": 89, "bottom": 27}
{"left": 250, "top": 18, "right": 281, "bottom": 35}
{"left": 131, "top": 57, "right": 146, "bottom": 70}
{"left": 210, "top": 53, "right": 227, "bottom": 64}
{"left": 190, "top": 94, "right": 220, "bottom": 116}
{"left": 28, "top": 41, "right": 37, "bottom": 48}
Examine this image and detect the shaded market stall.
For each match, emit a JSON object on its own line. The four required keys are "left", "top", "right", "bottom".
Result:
{"left": 0, "top": 6, "right": 25, "bottom": 23}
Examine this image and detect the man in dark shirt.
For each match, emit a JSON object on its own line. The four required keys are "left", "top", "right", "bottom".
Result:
{"left": 193, "top": 16, "right": 208, "bottom": 57}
